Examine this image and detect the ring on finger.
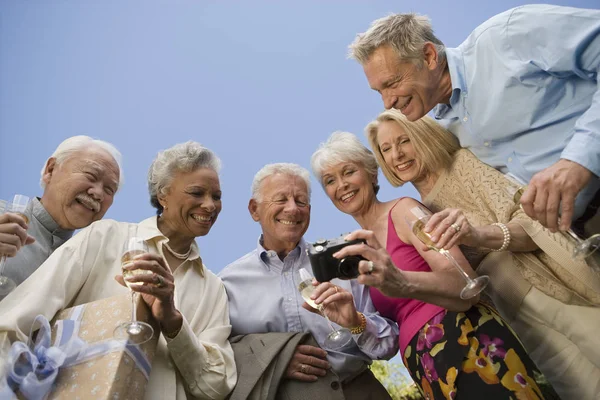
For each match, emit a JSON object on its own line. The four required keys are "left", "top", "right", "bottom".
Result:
{"left": 300, "top": 364, "right": 308, "bottom": 374}
{"left": 334, "top": 286, "right": 339, "bottom": 294}
{"left": 155, "top": 274, "right": 166, "bottom": 288}
{"left": 451, "top": 223, "right": 461, "bottom": 232}
{"left": 367, "top": 260, "right": 375, "bottom": 274}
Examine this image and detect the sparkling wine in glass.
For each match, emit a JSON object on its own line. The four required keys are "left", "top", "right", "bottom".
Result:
{"left": 114, "top": 237, "right": 154, "bottom": 344}
{"left": 406, "top": 206, "right": 489, "bottom": 299}
{"left": 0, "top": 195, "right": 31, "bottom": 296}
{"left": 298, "top": 268, "right": 353, "bottom": 350}
{"left": 505, "top": 184, "right": 600, "bottom": 261}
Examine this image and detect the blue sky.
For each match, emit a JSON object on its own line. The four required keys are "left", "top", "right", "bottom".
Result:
{"left": 1, "top": 0, "right": 596, "bottom": 273}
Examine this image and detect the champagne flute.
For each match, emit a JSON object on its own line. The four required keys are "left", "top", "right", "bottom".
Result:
{"left": 0, "top": 194, "right": 31, "bottom": 296}
{"left": 114, "top": 237, "right": 154, "bottom": 344}
{"left": 406, "top": 205, "right": 489, "bottom": 299}
{"left": 505, "top": 184, "right": 600, "bottom": 260}
{"left": 298, "top": 268, "right": 353, "bottom": 350}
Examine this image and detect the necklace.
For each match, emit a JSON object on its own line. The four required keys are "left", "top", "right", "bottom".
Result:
{"left": 163, "top": 242, "right": 192, "bottom": 260}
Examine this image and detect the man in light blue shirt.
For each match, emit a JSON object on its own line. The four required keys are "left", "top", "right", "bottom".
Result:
{"left": 219, "top": 163, "right": 398, "bottom": 399}
{"left": 350, "top": 4, "right": 600, "bottom": 234}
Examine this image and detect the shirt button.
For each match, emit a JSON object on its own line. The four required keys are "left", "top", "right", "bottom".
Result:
{"left": 484, "top": 141, "right": 490, "bottom": 147}
{"left": 463, "top": 117, "right": 468, "bottom": 122}
{"left": 508, "top": 157, "right": 513, "bottom": 163}
{"left": 288, "top": 297, "right": 292, "bottom": 301}
{"left": 331, "top": 381, "right": 340, "bottom": 390}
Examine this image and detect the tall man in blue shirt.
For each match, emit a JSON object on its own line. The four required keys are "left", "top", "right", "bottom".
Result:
{"left": 219, "top": 163, "right": 398, "bottom": 399}
{"left": 349, "top": 4, "right": 600, "bottom": 235}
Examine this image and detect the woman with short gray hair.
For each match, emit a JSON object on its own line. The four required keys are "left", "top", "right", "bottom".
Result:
{"left": 311, "top": 131, "right": 546, "bottom": 399}
{"left": 0, "top": 141, "right": 236, "bottom": 399}
{"left": 148, "top": 141, "right": 221, "bottom": 214}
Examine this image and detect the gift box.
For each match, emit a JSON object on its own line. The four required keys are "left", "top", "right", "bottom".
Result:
{"left": 7, "top": 293, "right": 159, "bottom": 400}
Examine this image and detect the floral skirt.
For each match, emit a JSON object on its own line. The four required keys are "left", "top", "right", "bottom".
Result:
{"left": 402, "top": 303, "right": 545, "bottom": 400}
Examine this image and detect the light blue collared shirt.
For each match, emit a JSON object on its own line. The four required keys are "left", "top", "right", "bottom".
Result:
{"left": 218, "top": 237, "right": 399, "bottom": 382}
{"left": 434, "top": 4, "right": 600, "bottom": 219}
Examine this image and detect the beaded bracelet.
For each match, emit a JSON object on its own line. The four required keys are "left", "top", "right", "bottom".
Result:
{"left": 491, "top": 222, "right": 511, "bottom": 252}
{"left": 350, "top": 312, "right": 367, "bottom": 334}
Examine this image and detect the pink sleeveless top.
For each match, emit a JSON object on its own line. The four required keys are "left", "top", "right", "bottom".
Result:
{"left": 369, "top": 199, "right": 445, "bottom": 354}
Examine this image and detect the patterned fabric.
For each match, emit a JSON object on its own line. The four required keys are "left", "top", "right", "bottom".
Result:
{"left": 403, "top": 303, "right": 545, "bottom": 400}
{"left": 423, "top": 149, "right": 600, "bottom": 308}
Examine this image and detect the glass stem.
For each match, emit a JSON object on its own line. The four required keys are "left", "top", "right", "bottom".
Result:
{"left": 131, "top": 291, "right": 138, "bottom": 325}
{"left": 0, "top": 256, "right": 6, "bottom": 277}
{"left": 440, "top": 249, "right": 473, "bottom": 283}
{"left": 564, "top": 229, "right": 583, "bottom": 244}
{"left": 318, "top": 305, "right": 338, "bottom": 332}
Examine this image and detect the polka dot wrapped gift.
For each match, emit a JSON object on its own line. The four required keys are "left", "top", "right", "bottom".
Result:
{"left": 5, "top": 293, "right": 159, "bottom": 400}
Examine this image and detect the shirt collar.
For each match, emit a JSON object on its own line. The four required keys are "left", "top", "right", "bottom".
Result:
{"left": 256, "top": 235, "right": 307, "bottom": 271}
{"left": 434, "top": 47, "right": 467, "bottom": 119}
{"left": 137, "top": 215, "right": 202, "bottom": 264}
{"left": 31, "top": 197, "right": 74, "bottom": 241}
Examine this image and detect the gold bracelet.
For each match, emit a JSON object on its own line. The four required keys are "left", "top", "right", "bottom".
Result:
{"left": 350, "top": 312, "right": 367, "bottom": 334}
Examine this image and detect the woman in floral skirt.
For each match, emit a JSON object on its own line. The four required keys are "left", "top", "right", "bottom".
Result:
{"left": 311, "top": 132, "right": 545, "bottom": 399}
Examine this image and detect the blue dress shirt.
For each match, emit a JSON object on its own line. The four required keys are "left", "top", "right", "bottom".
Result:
{"left": 434, "top": 4, "right": 600, "bottom": 219}
{"left": 218, "top": 237, "right": 399, "bottom": 382}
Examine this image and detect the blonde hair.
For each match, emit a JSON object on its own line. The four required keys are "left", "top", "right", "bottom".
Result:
{"left": 365, "top": 109, "right": 459, "bottom": 187}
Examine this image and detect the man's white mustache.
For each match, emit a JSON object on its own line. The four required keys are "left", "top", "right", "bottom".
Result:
{"left": 76, "top": 194, "right": 101, "bottom": 213}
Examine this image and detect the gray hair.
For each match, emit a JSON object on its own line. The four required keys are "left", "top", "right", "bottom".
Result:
{"left": 311, "top": 131, "right": 380, "bottom": 194}
{"left": 251, "top": 163, "right": 311, "bottom": 202}
{"left": 348, "top": 13, "right": 445, "bottom": 65}
{"left": 148, "top": 141, "right": 221, "bottom": 215}
{"left": 39, "top": 135, "right": 123, "bottom": 189}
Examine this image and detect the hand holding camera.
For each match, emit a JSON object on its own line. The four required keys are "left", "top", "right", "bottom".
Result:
{"left": 307, "top": 235, "right": 367, "bottom": 282}
{"left": 328, "top": 229, "right": 409, "bottom": 297}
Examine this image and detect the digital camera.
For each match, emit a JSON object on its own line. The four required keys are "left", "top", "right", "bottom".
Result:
{"left": 307, "top": 235, "right": 366, "bottom": 282}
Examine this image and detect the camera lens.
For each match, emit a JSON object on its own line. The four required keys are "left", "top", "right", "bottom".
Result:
{"left": 338, "top": 256, "right": 362, "bottom": 279}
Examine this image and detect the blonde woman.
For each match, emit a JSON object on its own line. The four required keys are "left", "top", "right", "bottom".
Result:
{"left": 311, "top": 132, "right": 545, "bottom": 399}
{"left": 366, "top": 109, "right": 600, "bottom": 399}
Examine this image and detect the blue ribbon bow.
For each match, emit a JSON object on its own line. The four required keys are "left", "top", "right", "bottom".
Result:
{"left": 4, "top": 306, "right": 152, "bottom": 400}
